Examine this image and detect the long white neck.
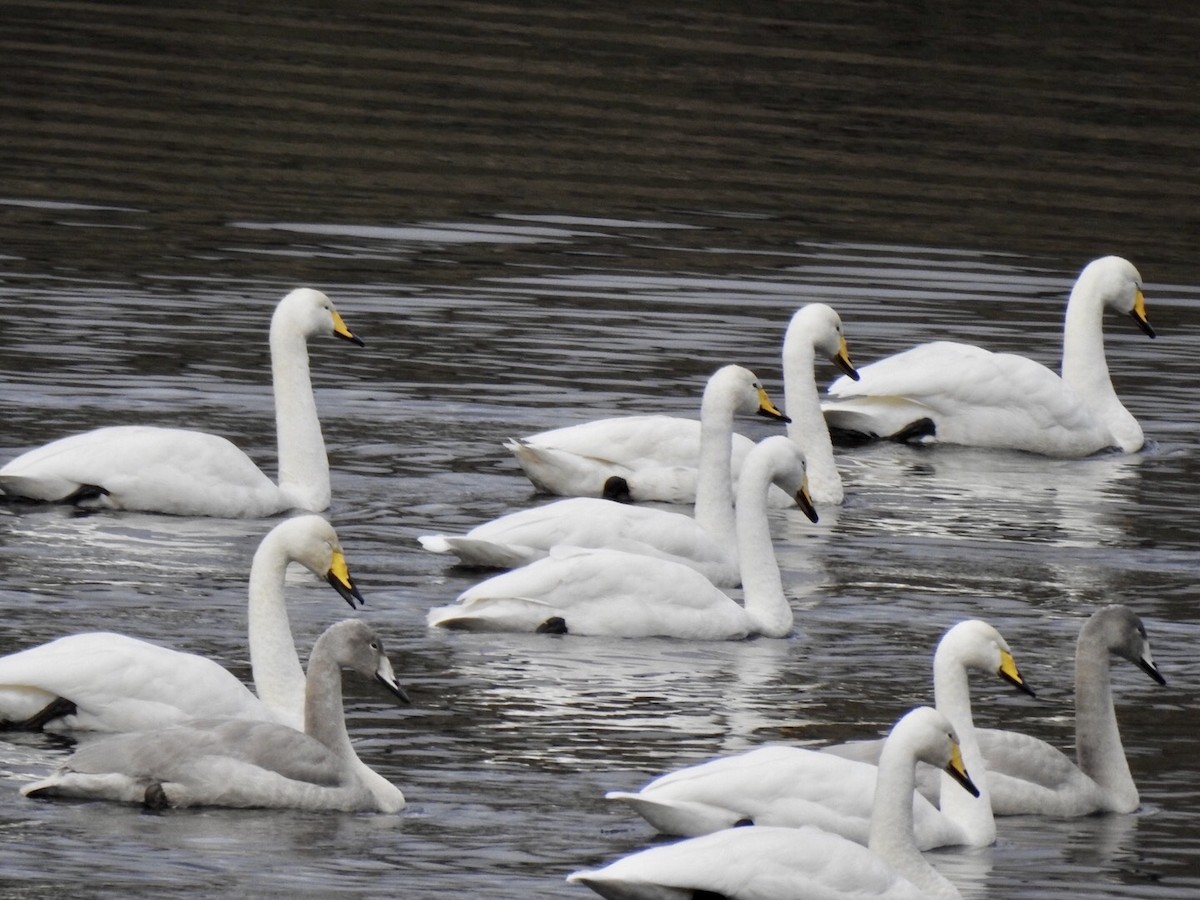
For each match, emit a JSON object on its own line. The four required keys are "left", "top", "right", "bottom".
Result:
{"left": 270, "top": 314, "right": 331, "bottom": 511}
{"left": 1060, "top": 269, "right": 1141, "bottom": 451}
{"left": 692, "top": 385, "right": 737, "bottom": 542}
{"left": 869, "top": 739, "right": 962, "bottom": 900}
{"left": 734, "top": 454, "right": 789, "bottom": 637}
{"left": 246, "top": 536, "right": 307, "bottom": 726}
{"left": 933, "top": 651, "right": 995, "bottom": 846}
{"left": 1074, "top": 630, "right": 1138, "bottom": 808}
{"left": 784, "top": 335, "right": 841, "bottom": 504}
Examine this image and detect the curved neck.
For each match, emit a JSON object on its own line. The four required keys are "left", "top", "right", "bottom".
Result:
{"left": 303, "top": 646, "right": 358, "bottom": 768}
{"left": 869, "top": 740, "right": 959, "bottom": 899}
{"left": 270, "top": 319, "right": 331, "bottom": 511}
{"left": 692, "top": 386, "right": 737, "bottom": 541}
{"left": 1060, "top": 273, "right": 1140, "bottom": 450}
{"left": 1074, "top": 632, "right": 1136, "bottom": 804}
{"left": 246, "top": 538, "right": 307, "bottom": 723}
{"left": 784, "top": 338, "right": 840, "bottom": 504}
{"left": 734, "top": 456, "right": 789, "bottom": 637}
{"left": 933, "top": 651, "right": 995, "bottom": 844}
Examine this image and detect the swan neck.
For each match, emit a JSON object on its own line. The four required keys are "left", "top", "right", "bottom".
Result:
{"left": 933, "top": 651, "right": 995, "bottom": 843}
{"left": 783, "top": 339, "right": 840, "bottom": 503}
{"left": 734, "top": 457, "right": 789, "bottom": 637}
{"left": 692, "top": 386, "right": 737, "bottom": 540}
{"left": 246, "top": 537, "right": 307, "bottom": 721}
{"left": 1073, "top": 632, "right": 1133, "bottom": 794}
{"left": 270, "top": 318, "right": 331, "bottom": 511}
{"left": 869, "top": 740, "right": 955, "bottom": 897}
{"left": 1061, "top": 277, "right": 1115, "bottom": 398}
{"left": 303, "top": 648, "right": 357, "bottom": 764}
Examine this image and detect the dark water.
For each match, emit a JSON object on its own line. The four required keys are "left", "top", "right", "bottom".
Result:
{"left": 0, "top": 2, "right": 1199, "bottom": 898}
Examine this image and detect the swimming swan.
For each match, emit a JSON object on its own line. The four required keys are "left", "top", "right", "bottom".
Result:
{"left": 426, "top": 435, "right": 815, "bottom": 639}
{"left": 974, "top": 604, "right": 1166, "bottom": 817}
{"left": 0, "top": 515, "right": 362, "bottom": 733}
{"left": 610, "top": 619, "right": 1032, "bottom": 850}
{"left": 506, "top": 303, "right": 857, "bottom": 504}
{"left": 22, "top": 619, "right": 409, "bottom": 812}
{"left": 821, "top": 256, "right": 1154, "bottom": 456}
{"left": 419, "top": 365, "right": 796, "bottom": 585}
{"left": 0, "top": 288, "right": 363, "bottom": 517}
{"left": 568, "top": 707, "right": 978, "bottom": 900}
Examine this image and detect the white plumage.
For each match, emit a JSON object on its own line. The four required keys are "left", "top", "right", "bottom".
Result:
{"left": 822, "top": 256, "right": 1154, "bottom": 456}
{"left": 0, "top": 288, "right": 363, "bottom": 516}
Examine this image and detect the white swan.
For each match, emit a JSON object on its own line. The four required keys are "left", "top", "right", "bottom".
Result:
{"left": 609, "top": 619, "right": 1033, "bottom": 850}
{"left": 974, "top": 604, "right": 1166, "bottom": 817}
{"left": 427, "top": 435, "right": 814, "bottom": 639}
{"left": 568, "top": 707, "right": 978, "bottom": 900}
{"left": 0, "top": 288, "right": 363, "bottom": 517}
{"left": 21, "top": 619, "right": 409, "bottom": 812}
{"left": 419, "top": 365, "right": 802, "bottom": 585}
{"left": 821, "top": 256, "right": 1154, "bottom": 456}
{"left": 505, "top": 303, "right": 857, "bottom": 504}
{"left": 0, "top": 515, "right": 361, "bottom": 733}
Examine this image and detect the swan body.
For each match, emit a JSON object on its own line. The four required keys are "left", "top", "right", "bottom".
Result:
{"left": 568, "top": 707, "right": 977, "bottom": 900}
{"left": 507, "top": 304, "right": 857, "bottom": 504}
{"left": 22, "top": 619, "right": 410, "bottom": 813}
{"left": 0, "top": 288, "right": 363, "bottom": 517}
{"left": 822, "top": 256, "right": 1154, "bottom": 457}
{"left": 0, "top": 514, "right": 361, "bottom": 733}
{"left": 419, "top": 365, "right": 790, "bottom": 585}
{"left": 615, "top": 619, "right": 1032, "bottom": 850}
{"left": 974, "top": 605, "right": 1165, "bottom": 817}
{"left": 427, "top": 435, "right": 815, "bottom": 639}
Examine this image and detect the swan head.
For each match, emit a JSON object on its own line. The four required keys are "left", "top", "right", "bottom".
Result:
{"left": 787, "top": 303, "right": 860, "bottom": 380}
{"left": 273, "top": 288, "right": 366, "bottom": 347}
{"left": 747, "top": 435, "right": 818, "bottom": 522}
{"left": 1079, "top": 256, "right": 1154, "bottom": 339}
{"left": 706, "top": 365, "right": 790, "bottom": 424}
{"left": 264, "top": 514, "right": 365, "bottom": 609}
{"left": 890, "top": 706, "right": 980, "bottom": 798}
{"left": 1085, "top": 605, "right": 1166, "bottom": 686}
{"left": 937, "top": 619, "right": 1036, "bottom": 697}
{"left": 312, "top": 619, "right": 411, "bottom": 704}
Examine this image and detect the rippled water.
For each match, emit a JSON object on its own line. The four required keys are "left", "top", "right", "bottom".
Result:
{"left": 1, "top": 3, "right": 1199, "bottom": 899}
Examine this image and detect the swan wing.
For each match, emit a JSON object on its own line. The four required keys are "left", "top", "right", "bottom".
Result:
{"left": 612, "top": 744, "right": 964, "bottom": 850}
{"left": 0, "top": 426, "right": 286, "bottom": 516}
{"left": 0, "top": 633, "right": 274, "bottom": 732}
{"left": 974, "top": 727, "right": 1106, "bottom": 816}
{"left": 428, "top": 548, "right": 749, "bottom": 638}
{"left": 568, "top": 825, "right": 927, "bottom": 900}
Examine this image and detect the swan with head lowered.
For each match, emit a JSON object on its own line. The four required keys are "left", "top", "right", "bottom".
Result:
{"left": 821, "top": 256, "right": 1154, "bottom": 456}
{"left": 505, "top": 303, "right": 858, "bottom": 505}
{"left": 21, "top": 619, "right": 410, "bottom": 813}
{"left": 427, "top": 435, "right": 816, "bottom": 639}
{"left": 0, "top": 288, "right": 363, "bottom": 517}
{"left": 568, "top": 707, "right": 978, "bottom": 900}
{"left": 609, "top": 619, "right": 1033, "bottom": 850}
{"left": 419, "top": 365, "right": 793, "bottom": 586}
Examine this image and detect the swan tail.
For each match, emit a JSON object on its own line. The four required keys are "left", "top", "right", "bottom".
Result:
{"left": 604, "top": 790, "right": 744, "bottom": 836}
{"left": 426, "top": 596, "right": 562, "bottom": 633}
{"left": 417, "top": 535, "right": 542, "bottom": 569}
{"left": 504, "top": 438, "right": 613, "bottom": 498}
{"left": 821, "top": 398, "right": 937, "bottom": 445}
{"left": 22, "top": 771, "right": 154, "bottom": 805}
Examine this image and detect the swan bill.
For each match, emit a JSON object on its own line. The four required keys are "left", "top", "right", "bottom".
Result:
{"left": 326, "top": 550, "right": 366, "bottom": 608}
{"left": 1137, "top": 654, "right": 1166, "bottom": 686}
{"left": 832, "top": 337, "right": 860, "bottom": 381}
{"left": 1130, "top": 290, "right": 1155, "bottom": 339}
{"left": 998, "top": 649, "right": 1037, "bottom": 697}
{"left": 331, "top": 309, "right": 366, "bottom": 347}
{"left": 944, "top": 742, "right": 980, "bottom": 798}
{"left": 753, "top": 385, "right": 791, "bottom": 424}
{"left": 795, "top": 481, "right": 818, "bottom": 523}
